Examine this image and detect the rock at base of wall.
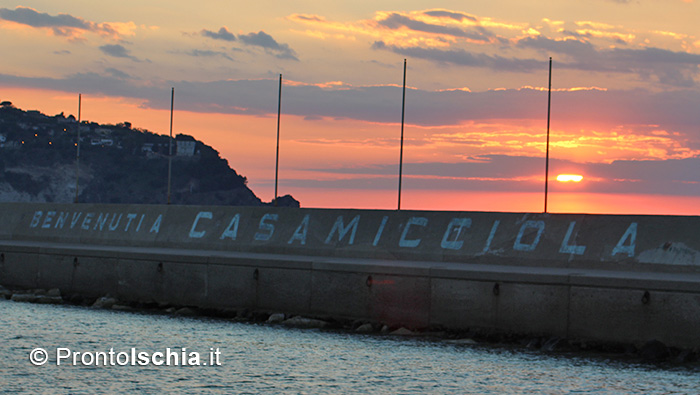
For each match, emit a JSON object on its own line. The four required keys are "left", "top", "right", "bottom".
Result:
{"left": 92, "top": 296, "right": 119, "bottom": 309}
{"left": 542, "top": 337, "right": 566, "bottom": 352}
{"left": 445, "top": 338, "right": 478, "bottom": 345}
{"left": 267, "top": 313, "right": 286, "bottom": 323}
{"left": 674, "top": 350, "right": 696, "bottom": 363}
{"left": 282, "top": 316, "right": 330, "bottom": 329}
{"left": 11, "top": 293, "right": 37, "bottom": 303}
{"left": 639, "top": 339, "right": 670, "bottom": 362}
{"left": 390, "top": 327, "right": 416, "bottom": 336}
{"left": 35, "top": 295, "right": 64, "bottom": 305}
{"left": 355, "top": 323, "right": 375, "bottom": 333}
{"left": 0, "top": 286, "right": 12, "bottom": 299}
{"left": 174, "top": 307, "right": 199, "bottom": 317}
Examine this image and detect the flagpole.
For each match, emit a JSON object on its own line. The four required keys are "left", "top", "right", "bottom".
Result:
{"left": 398, "top": 59, "right": 407, "bottom": 211}
{"left": 544, "top": 57, "right": 552, "bottom": 213}
{"left": 167, "top": 87, "right": 174, "bottom": 205}
{"left": 274, "top": 74, "right": 282, "bottom": 206}
{"left": 74, "top": 93, "right": 81, "bottom": 203}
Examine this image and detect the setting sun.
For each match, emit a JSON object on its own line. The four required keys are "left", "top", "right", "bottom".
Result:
{"left": 556, "top": 174, "right": 584, "bottom": 182}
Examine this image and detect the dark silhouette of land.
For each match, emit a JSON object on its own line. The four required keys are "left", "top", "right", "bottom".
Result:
{"left": 0, "top": 101, "right": 298, "bottom": 207}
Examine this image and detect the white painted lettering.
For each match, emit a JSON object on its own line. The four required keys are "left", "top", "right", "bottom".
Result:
{"left": 255, "top": 214, "right": 278, "bottom": 241}
{"left": 124, "top": 213, "right": 137, "bottom": 231}
{"left": 441, "top": 218, "right": 471, "bottom": 250}
{"left": 324, "top": 215, "right": 360, "bottom": 245}
{"left": 559, "top": 221, "right": 586, "bottom": 255}
{"left": 514, "top": 220, "right": 545, "bottom": 252}
{"left": 189, "top": 211, "right": 212, "bottom": 238}
{"left": 30, "top": 211, "right": 43, "bottom": 228}
{"left": 399, "top": 217, "right": 428, "bottom": 248}
{"left": 136, "top": 214, "right": 145, "bottom": 232}
{"left": 220, "top": 214, "right": 240, "bottom": 240}
{"left": 109, "top": 214, "right": 122, "bottom": 231}
{"left": 482, "top": 220, "right": 500, "bottom": 253}
{"left": 55, "top": 212, "right": 69, "bottom": 229}
{"left": 93, "top": 213, "right": 109, "bottom": 231}
{"left": 70, "top": 212, "right": 82, "bottom": 229}
{"left": 373, "top": 216, "right": 389, "bottom": 247}
{"left": 42, "top": 211, "right": 56, "bottom": 229}
{"left": 81, "top": 213, "right": 94, "bottom": 230}
{"left": 288, "top": 215, "right": 310, "bottom": 245}
{"left": 612, "top": 222, "right": 637, "bottom": 257}
{"left": 149, "top": 215, "right": 162, "bottom": 233}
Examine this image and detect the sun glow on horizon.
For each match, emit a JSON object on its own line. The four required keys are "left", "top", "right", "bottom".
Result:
{"left": 556, "top": 174, "right": 584, "bottom": 182}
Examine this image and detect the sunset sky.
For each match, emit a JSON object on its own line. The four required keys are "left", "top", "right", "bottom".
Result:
{"left": 1, "top": 1, "right": 699, "bottom": 214}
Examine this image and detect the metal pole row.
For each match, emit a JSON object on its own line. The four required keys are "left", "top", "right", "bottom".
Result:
{"left": 71, "top": 58, "right": 553, "bottom": 210}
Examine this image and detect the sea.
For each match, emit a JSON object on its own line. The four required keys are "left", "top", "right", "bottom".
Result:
{"left": 1, "top": 299, "right": 698, "bottom": 394}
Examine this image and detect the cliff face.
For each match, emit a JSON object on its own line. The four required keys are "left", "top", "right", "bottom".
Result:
{"left": 0, "top": 164, "right": 78, "bottom": 203}
{"left": 0, "top": 103, "right": 298, "bottom": 207}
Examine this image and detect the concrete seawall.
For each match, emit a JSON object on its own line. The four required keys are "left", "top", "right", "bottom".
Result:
{"left": 1, "top": 203, "right": 699, "bottom": 348}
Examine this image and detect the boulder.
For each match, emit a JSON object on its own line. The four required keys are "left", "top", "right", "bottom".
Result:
{"left": 0, "top": 286, "right": 12, "bottom": 299}
{"left": 674, "top": 350, "right": 695, "bottom": 363}
{"left": 35, "top": 295, "right": 64, "bottom": 305}
{"left": 639, "top": 339, "right": 670, "bottom": 362}
{"left": 355, "top": 323, "right": 375, "bottom": 333}
{"left": 267, "top": 313, "right": 286, "bottom": 324}
{"left": 92, "top": 296, "right": 119, "bottom": 309}
{"left": 11, "top": 293, "right": 37, "bottom": 303}
{"left": 526, "top": 338, "right": 542, "bottom": 349}
{"left": 174, "top": 307, "right": 198, "bottom": 317}
{"left": 390, "top": 327, "right": 416, "bottom": 336}
{"left": 68, "top": 294, "right": 86, "bottom": 305}
{"left": 446, "top": 338, "right": 478, "bottom": 345}
{"left": 112, "top": 304, "right": 134, "bottom": 312}
{"left": 542, "top": 337, "right": 565, "bottom": 352}
{"left": 281, "top": 316, "right": 330, "bottom": 329}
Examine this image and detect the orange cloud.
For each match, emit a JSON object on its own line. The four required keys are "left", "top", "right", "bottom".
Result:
{"left": 288, "top": 9, "right": 513, "bottom": 47}
{"left": 282, "top": 80, "right": 355, "bottom": 89}
{"left": 575, "top": 21, "right": 616, "bottom": 30}
{"left": 519, "top": 86, "right": 607, "bottom": 92}
{"left": 291, "top": 29, "right": 355, "bottom": 41}
{"left": 574, "top": 29, "right": 635, "bottom": 43}
{"left": 653, "top": 30, "right": 689, "bottom": 40}
{"left": 286, "top": 13, "right": 378, "bottom": 37}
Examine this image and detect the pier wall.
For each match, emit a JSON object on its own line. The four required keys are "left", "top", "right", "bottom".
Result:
{"left": 1, "top": 203, "right": 699, "bottom": 348}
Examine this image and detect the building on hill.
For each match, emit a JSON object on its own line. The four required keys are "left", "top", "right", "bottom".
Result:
{"left": 95, "top": 128, "right": 112, "bottom": 136}
{"left": 176, "top": 134, "right": 196, "bottom": 157}
{"left": 91, "top": 138, "right": 114, "bottom": 146}
{"left": 176, "top": 140, "right": 195, "bottom": 156}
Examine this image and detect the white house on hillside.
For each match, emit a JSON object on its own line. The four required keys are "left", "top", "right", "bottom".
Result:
{"left": 176, "top": 140, "right": 196, "bottom": 156}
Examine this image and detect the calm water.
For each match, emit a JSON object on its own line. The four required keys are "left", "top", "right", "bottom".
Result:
{"left": 1, "top": 299, "right": 698, "bottom": 394}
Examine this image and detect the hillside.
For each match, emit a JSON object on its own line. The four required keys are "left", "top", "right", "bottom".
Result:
{"left": 0, "top": 101, "right": 298, "bottom": 207}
